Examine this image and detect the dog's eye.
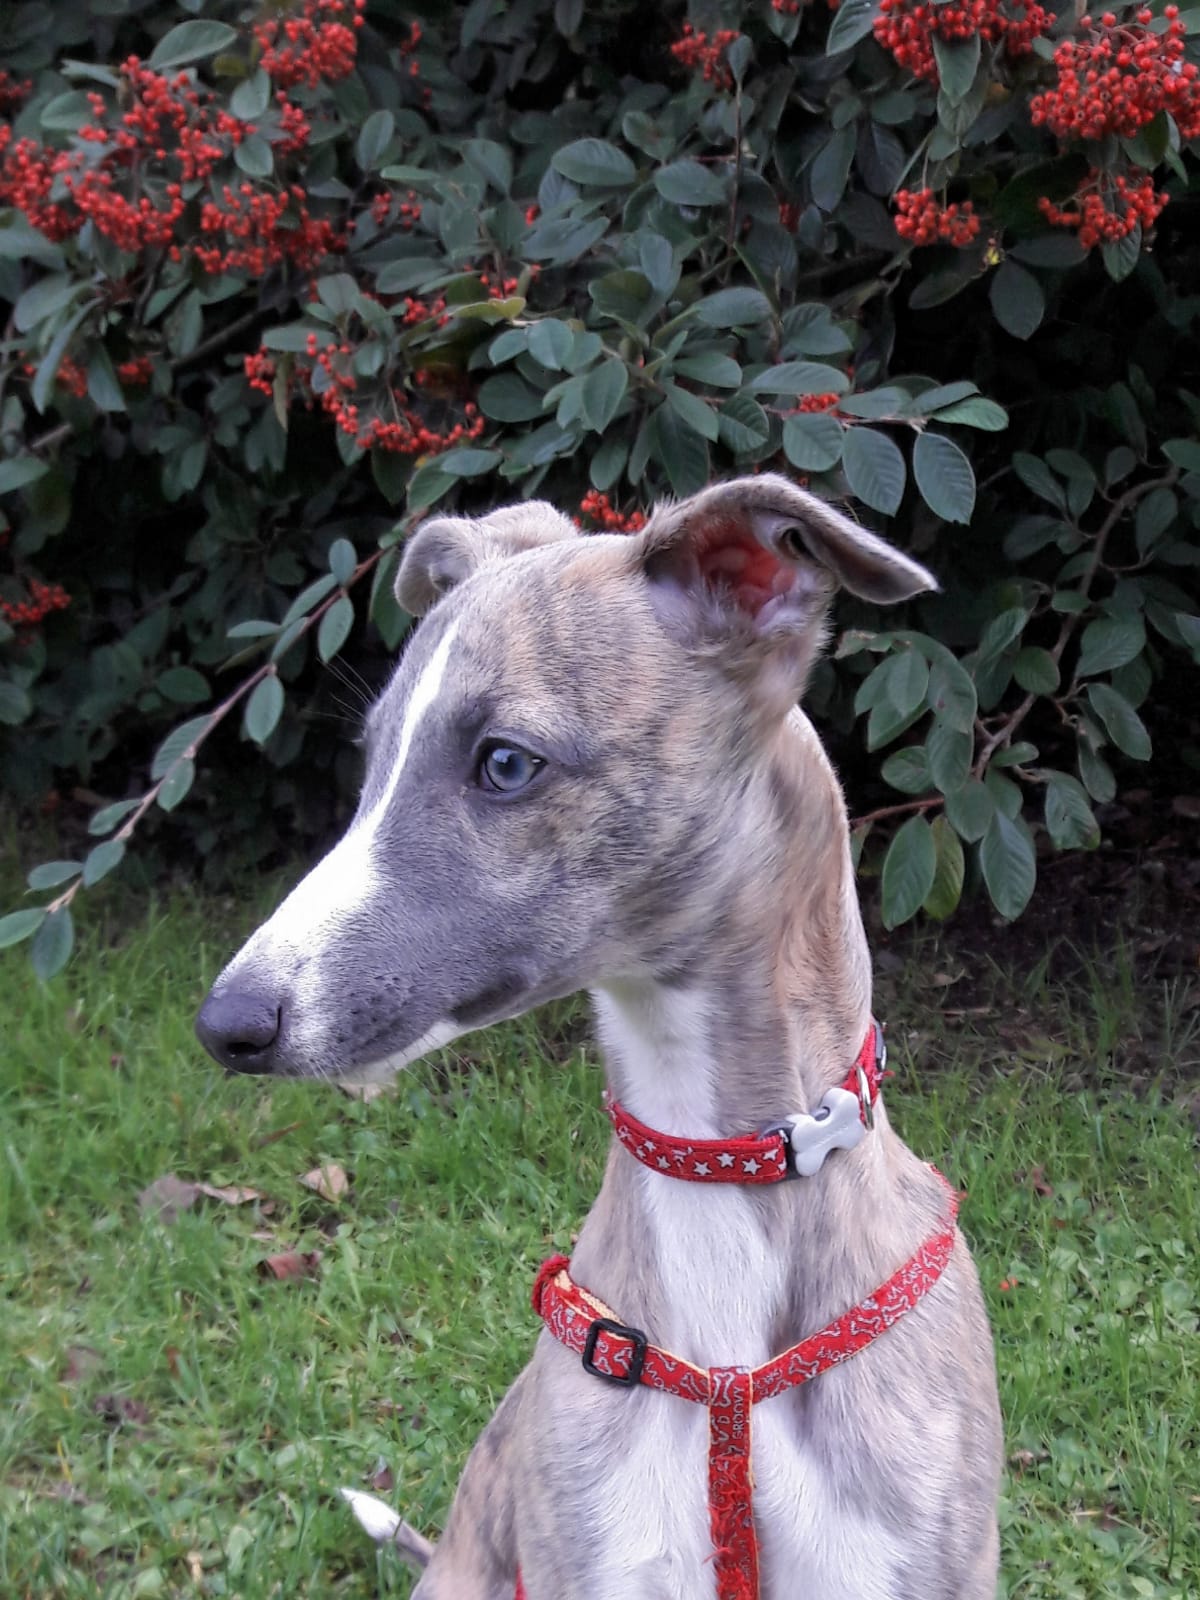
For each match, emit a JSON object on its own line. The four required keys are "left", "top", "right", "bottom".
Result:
{"left": 477, "top": 742, "right": 544, "bottom": 794}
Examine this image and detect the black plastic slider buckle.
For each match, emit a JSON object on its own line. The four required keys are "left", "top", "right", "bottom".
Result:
{"left": 582, "top": 1316, "right": 648, "bottom": 1387}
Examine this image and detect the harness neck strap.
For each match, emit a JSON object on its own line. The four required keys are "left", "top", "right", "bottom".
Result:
{"left": 605, "top": 1020, "right": 887, "bottom": 1184}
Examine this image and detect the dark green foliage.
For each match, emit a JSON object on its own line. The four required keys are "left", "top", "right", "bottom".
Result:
{"left": 0, "top": 0, "right": 1198, "bottom": 966}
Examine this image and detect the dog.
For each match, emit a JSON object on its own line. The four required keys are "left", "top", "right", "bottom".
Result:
{"left": 196, "top": 474, "right": 1002, "bottom": 1599}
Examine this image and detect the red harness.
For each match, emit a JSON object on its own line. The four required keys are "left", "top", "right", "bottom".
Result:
{"left": 515, "top": 1026, "right": 959, "bottom": 1600}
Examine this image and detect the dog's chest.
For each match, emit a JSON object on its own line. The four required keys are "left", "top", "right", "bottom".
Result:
{"left": 599, "top": 1398, "right": 904, "bottom": 1600}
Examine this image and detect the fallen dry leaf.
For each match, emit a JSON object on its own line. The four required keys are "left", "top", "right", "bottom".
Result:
{"left": 369, "top": 1460, "right": 395, "bottom": 1493}
{"left": 92, "top": 1393, "right": 152, "bottom": 1432}
{"left": 252, "top": 1120, "right": 303, "bottom": 1149}
{"left": 137, "top": 1173, "right": 198, "bottom": 1223}
{"left": 1007, "top": 1448, "right": 1050, "bottom": 1474}
{"left": 194, "top": 1182, "right": 265, "bottom": 1206}
{"left": 258, "top": 1249, "right": 322, "bottom": 1281}
{"left": 299, "top": 1163, "right": 349, "bottom": 1203}
{"left": 61, "top": 1345, "right": 103, "bottom": 1384}
{"left": 1026, "top": 1164, "right": 1055, "bottom": 1198}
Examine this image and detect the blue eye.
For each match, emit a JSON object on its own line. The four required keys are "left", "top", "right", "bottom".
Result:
{"left": 478, "top": 742, "right": 544, "bottom": 794}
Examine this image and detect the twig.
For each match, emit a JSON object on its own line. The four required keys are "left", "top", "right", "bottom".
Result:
{"left": 44, "top": 538, "right": 400, "bottom": 919}
{"left": 850, "top": 795, "right": 943, "bottom": 829}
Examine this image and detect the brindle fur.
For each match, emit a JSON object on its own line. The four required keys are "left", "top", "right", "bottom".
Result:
{"left": 196, "top": 475, "right": 1002, "bottom": 1600}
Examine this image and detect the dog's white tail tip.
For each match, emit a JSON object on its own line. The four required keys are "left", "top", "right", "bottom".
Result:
{"left": 340, "top": 1486, "right": 403, "bottom": 1542}
{"left": 339, "top": 1487, "right": 435, "bottom": 1570}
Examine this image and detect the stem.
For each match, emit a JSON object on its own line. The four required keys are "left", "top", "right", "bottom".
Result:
{"left": 44, "top": 540, "right": 397, "bottom": 918}
{"left": 850, "top": 795, "right": 943, "bottom": 829}
{"left": 969, "top": 467, "right": 1180, "bottom": 778}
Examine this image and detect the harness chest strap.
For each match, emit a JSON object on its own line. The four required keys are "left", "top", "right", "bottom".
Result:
{"left": 523, "top": 1169, "right": 959, "bottom": 1600}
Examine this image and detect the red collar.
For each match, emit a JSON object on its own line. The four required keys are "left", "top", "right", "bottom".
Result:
{"left": 528, "top": 1167, "right": 958, "bottom": 1600}
{"left": 605, "top": 1021, "right": 887, "bottom": 1185}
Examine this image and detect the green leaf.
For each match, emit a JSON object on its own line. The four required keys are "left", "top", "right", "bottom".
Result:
{"left": 356, "top": 109, "right": 395, "bottom": 173}
{"left": 943, "top": 777, "right": 994, "bottom": 841}
{"left": 89, "top": 798, "right": 140, "bottom": 837}
{"left": 886, "top": 649, "right": 930, "bottom": 717}
{"left": 654, "top": 160, "right": 728, "bottom": 207}
{"left": 1012, "top": 453, "right": 1065, "bottom": 510}
{"left": 810, "top": 127, "right": 856, "bottom": 213}
{"left": 1086, "top": 683, "right": 1151, "bottom": 760}
{"left": 1078, "top": 737, "right": 1116, "bottom": 803}
{"left": 479, "top": 373, "right": 546, "bottom": 423}
{"left": 718, "top": 394, "right": 771, "bottom": 454}
{"left": 912, "top": 432, "right": 975, "bottom": 524}
{"left": 990, "top": 259, "right": 1044, "bottom": 341}
{"left": 552, "top": 138, "right": 636, "bottom": 187}
{"left": 1076, "top": 617, "right": 1145, "bottom": 677}
{"left": 280, "top": 573, "right": 339, "bottom": 630}
{"left": 328, "top": 538, "right": 357, "bottom": 586}
{"left": 582, "top": 360, "right": 629, "bottom": 432}
{"left": 151, "top": 716, "right": 209, "bottom": 781}
{"left": 930, "top": 396, "right": 1009, "bottom": 431}
{"left": 880, "top": 746, "right": 930, "bottom": 795}
{"left": 244, "top": 676, "right": 285, "bottom": 746}
{"left": 1044, "top": 772, "right": 1099, "bottom": 850}
{"left": 783, "top": 413, "right": 844, "bottom": 472}
{"left": 226, "top": 619, "right": 281, "bottom": 640}
{"left": 663, "top": 383, "right": 718, "bottom": 443}
{"left": 0, "top": 908, "right": 47, "bottom": 950}
{"left": 157, "top": 666, "right": 210, "bottom": 705}
{"left": 157, "top": 759, "right": 195, "bottom": 812}
{"left": 747, "top": 361, "right": 847, "bottom": 396}
{"left": 87, "top": 347, "right": 126, "bottom": 413}
{"left": 674, "top": 352, "right": 742, "bottom": 389}
{"left": 923, "top": 815, "right": 965, "bottom": 920}
{"left": 438, "top": 447, "right": 501, "bottom": 476}
{"left": 27, "top": 860, "right": 82, "bottom": 891}
{"left": 1102, "top": 225, "right": 1141, "bottom": 283}
{"left": 881, "top": 814, "right": 937, "bottom": 930}
{"left": 1163, "top": 439, "right": 1200, "bottom": 474}
{"left": 842, "top": 427, "right": 906, "bottom": 516}
{"left": 978, "top": 606, "right": 1029, "bottom": 661}
{"left": 82, "top": 838, "right": 126, "bottom": 888}
{"left": 231, "top": 69, "right": 271, "bottom": 120}
{"left": 926, "top": 655, "right": 977, "bottom": 732}
{"left": 463, "top": 138, "right": 513, "bottom": 194}
{"left": 30, "top": 906, "right": 74, "bottom": 980}
{"left": 1013, "top": 646, "right": 1059, "bottom": 694}
{"left": 234, "top": 135, "right": 274, "bottom": 178}
{"left": 148, "top": 20, "right": 237, "bottom": 68}
{"left": 528, "top": 320, "right": 574, "bottom": 372}
{"left": 927, "top": 717, "right": 972, "bottom": 793}
{"left": 932, "top": 33, "right": 981, "bottom": 106}
{"left": 0, "top": 456, "right": 49, "bottom": 495}
{"left": 695, "top": 288, "right": 773, "bottom": 328}
{"left": 827, "top": 0, "right": 882, "bottom": 53}
{"left": 317, "top": 595, "right": 355, "bottom": 663}
{"left": 655, "top": 403, "right": 710, "bottom": 498}
{"left": 1134, "top": 487, "right": 1178, "bottom": 555}
{"left": 980, "top": 811, "right": 1036, "bottom": 920}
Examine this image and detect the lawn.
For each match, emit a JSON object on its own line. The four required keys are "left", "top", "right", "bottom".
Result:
{"left": 1, "top": 862, "right": 1197, "bottom": 1599}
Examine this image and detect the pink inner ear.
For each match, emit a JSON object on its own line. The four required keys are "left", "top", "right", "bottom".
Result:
{"left": 694, "top": 515, "right": 795, "bottom": 618}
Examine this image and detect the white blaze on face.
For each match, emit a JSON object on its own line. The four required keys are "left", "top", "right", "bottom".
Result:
{"left": 230, "top": 619, "right": 461, "bottom": 976}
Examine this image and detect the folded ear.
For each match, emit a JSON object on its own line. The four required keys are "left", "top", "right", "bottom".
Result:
{"left": 637, "top": 473, "right": 937, "bottom": 706}
{"left": 396, "top": 501, "right": 579, "bottom": 616}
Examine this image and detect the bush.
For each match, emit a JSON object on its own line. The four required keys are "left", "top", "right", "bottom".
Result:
{"left": 0, "top": 0, "right": 1197, "bottom": 975}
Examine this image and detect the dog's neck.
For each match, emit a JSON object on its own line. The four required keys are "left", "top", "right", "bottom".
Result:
{"left": 573, "top": 711, "right": 940, "bottom": 1368}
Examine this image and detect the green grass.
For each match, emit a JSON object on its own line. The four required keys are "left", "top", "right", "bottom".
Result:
{"left": 1, "top": 872, "right": 1197, "bottom": 1599}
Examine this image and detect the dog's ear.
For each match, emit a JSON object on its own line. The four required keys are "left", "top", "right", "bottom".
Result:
{"left": 396, "top": 502, "right": 579, "bottom": 616}
{"left": 637, "top": 473, "right": 937, "bottom": 705}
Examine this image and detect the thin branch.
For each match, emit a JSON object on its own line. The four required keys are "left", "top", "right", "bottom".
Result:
{"left": 850, "top": 795, "right": 943, "bottom": 829}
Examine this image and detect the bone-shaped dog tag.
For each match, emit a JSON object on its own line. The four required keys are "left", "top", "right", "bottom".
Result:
{"left": 784, "top": 1087, "right": 866, "bottom": 1177}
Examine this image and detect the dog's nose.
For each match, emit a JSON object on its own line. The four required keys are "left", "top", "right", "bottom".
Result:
{"left": 195, "top": 982, "right": 282, "bottom": 1075}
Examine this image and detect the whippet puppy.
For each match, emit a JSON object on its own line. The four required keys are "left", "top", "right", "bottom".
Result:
{"left": 196, "top": 474, "right": 1002, "bottom": 1600}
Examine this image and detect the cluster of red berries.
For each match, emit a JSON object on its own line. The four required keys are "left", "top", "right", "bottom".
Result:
{"left": 1, "top": 578, "right": 71, "bottom": 631}
{"left": 1038, "top": 167, "right": 1168, "bottom": 248}
{"left": 894, "top": 188, "right": 982, "bottom": 247}
{"left": 117, "top": 355, "right": 154, "bottom": 386}
{"left": 791, "top": 392, "right": 842, "bottom": 414}
{"left": 874, "top": 0, "right": 1050, "bottom": 83}
{"left": 0, "top": 70, "right": 32, "bottom": 112}
{"left": 195, "top": 183, "right": 345, "bottom": 276}
{"left": 55, "top": 358, "right": 89, "bottom": 398}
{"left": 778, "top": 200, "right": 802, "bottom": 231}
{"left": 0, "top": 54, "right": 344, "bottom": 273}
{"left": 245, "top": 326, "right": 486, "bottom": 459}
{"left": 253, "top": 0, "right": 365, "bottom": 90}
{"left": 669, "top": 24, "right": 740, "bottom": 89}
{"left": 574, "top": 491, "right": 647, "bottom": 532}
{"left": 1030, "top": 8, "right": 1199, "bottom": 144}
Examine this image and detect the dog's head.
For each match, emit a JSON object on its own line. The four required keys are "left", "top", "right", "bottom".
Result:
{"left": 195, "top": 475, "right": 934, "bottom": 1081}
